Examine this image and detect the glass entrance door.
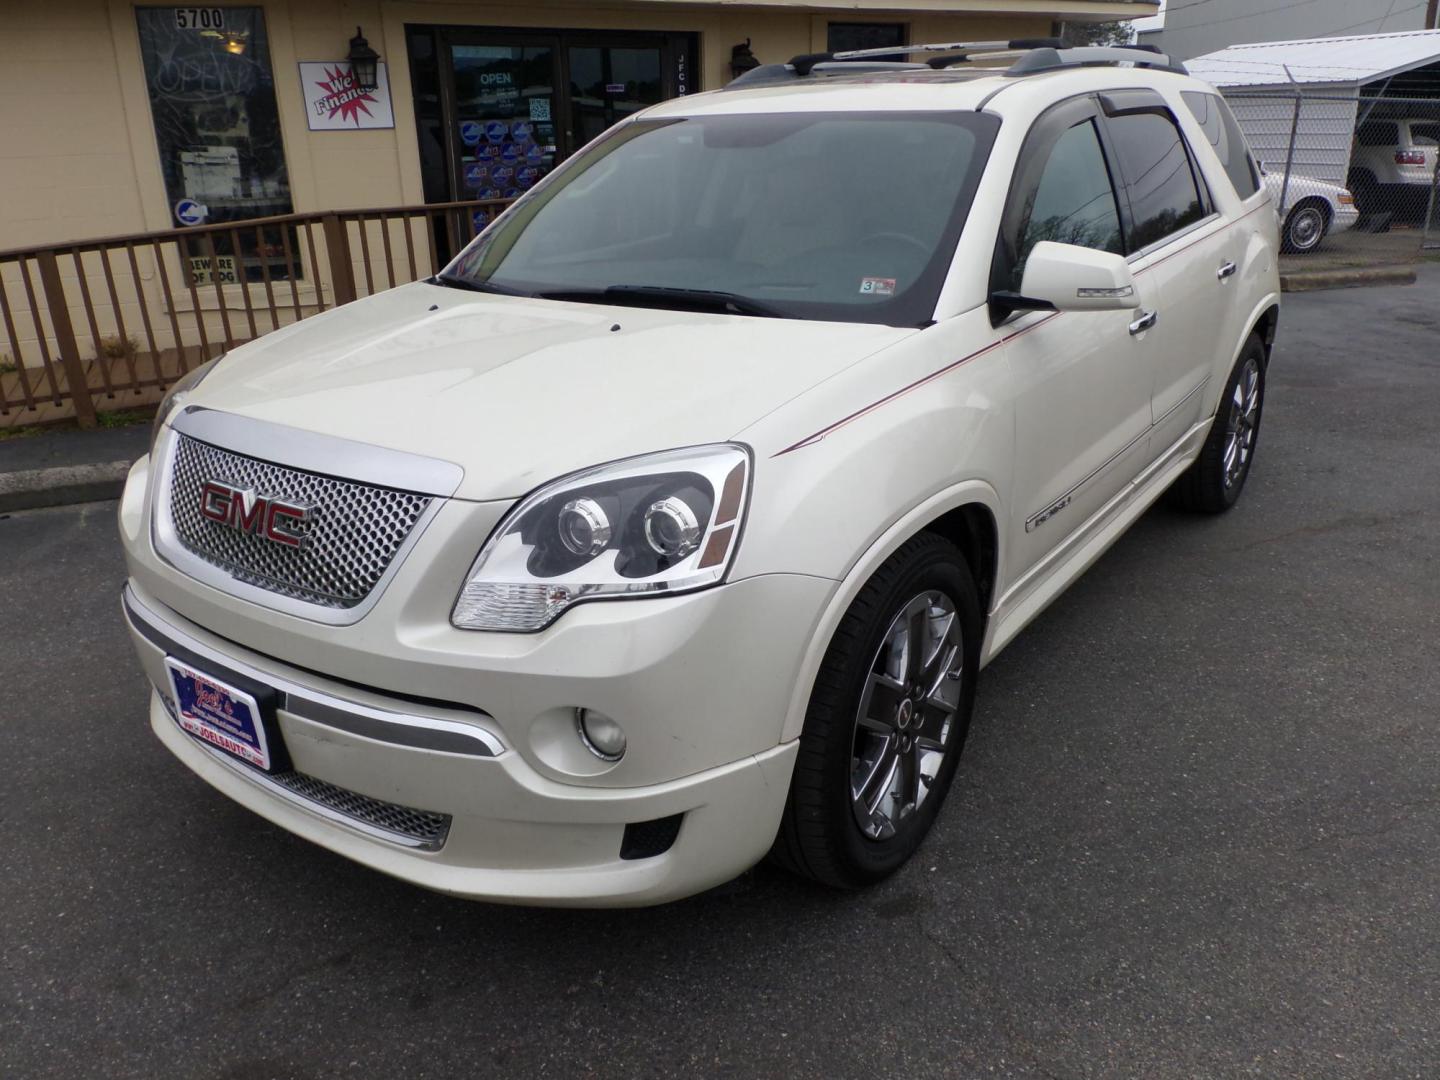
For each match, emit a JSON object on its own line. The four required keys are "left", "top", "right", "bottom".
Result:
{"left": 566, "top": 45, "right": 665, "bottom": 148}
{"left": 406, "top": 26, "right": 698, "bottom": 252}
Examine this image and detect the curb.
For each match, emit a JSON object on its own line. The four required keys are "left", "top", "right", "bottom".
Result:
{"left": 0, "top": 461, "right": 132, "bottom": 514}
{"left": 1280, "top": 266, "right": 1417, "bottom": 293}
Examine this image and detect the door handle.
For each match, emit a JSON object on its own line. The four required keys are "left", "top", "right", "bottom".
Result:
{"left": 1129, "top": 310, "right": 1158, "bottom": 335}
{"left": 1217, "top": 261, "right": 1238, "bottom": 280}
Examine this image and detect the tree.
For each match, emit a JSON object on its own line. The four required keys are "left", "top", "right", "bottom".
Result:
{"left": 1059, "top": 21, "right": 1135, "bottom": 47}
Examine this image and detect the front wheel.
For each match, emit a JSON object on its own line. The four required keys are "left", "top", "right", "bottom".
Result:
{"left": 1169, "top": 335, "right": 1267, "bottom": 513}
{"left": 1282, "top": 200, "right": 1329, "bottom": 254}
{"left": 770, "top": 533, "right": 980, "bottom": 889}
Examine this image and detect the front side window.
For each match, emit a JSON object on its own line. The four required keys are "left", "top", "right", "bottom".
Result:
{"left": 1182, "top": 91, "right": 1260, "bottom": 199}
{"left": 444, "top": 111, "right": 998, "bottom": 326}
{"left": 1012, "top": 119, "right": 1124, "bottom": 287}
{"left": 1106, "top": 112, "right": 1207, "bottom": 251}
{"left": 136, "top": 7, "right": 295, "bottom": 284}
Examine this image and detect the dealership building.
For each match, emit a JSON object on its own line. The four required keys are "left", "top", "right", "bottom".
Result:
{"left": 0, "top": 1, "right": 1155, "bottom": 428}
{"left": 3, "top": 0, "right": 1157, "bottom": 249}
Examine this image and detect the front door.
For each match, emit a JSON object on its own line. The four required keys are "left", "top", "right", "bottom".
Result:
{"left": 996, "top": 99, "right": 1156, "bottom": 585}
{"left": 1099, "top": 102, "right": 1225, "bottom": 453}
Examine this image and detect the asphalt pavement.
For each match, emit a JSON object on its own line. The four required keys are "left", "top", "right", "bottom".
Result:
{"left": 2, "top": 271, "right": 1439, "bottom": 1079}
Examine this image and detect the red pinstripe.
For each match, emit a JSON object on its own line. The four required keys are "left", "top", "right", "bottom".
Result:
{"left": 771, "top": 201, "right": 1273, "bottom": 458}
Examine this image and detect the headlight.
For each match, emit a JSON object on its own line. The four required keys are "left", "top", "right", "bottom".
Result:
{"left": 452, "top": 444, "right": 751, "bottom": 632}
{"left": 150, "top": 357, "right": 219, "bottom": 450}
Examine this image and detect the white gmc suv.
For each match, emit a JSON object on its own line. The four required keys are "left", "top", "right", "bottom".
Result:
{"left": 120, "top": 42, "right": 1281, "bottom": 906}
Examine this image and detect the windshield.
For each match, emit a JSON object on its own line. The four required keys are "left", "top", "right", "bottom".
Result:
{"left": 440, "top": 111, "right": 998, "bottom": 326}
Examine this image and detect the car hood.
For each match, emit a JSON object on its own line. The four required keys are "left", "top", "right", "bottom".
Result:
{"left": 189, "top": 282, "right": 913, "bottom": 501}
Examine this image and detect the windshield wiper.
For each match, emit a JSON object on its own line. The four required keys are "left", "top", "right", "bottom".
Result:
{"left": 429, "top": 273, "right": 532, "bottom": 297}
{"left": 535, "top": 285, "right": 786, "bottom": 319}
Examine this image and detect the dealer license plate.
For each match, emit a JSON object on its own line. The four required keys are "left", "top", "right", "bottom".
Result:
{"left": 164, "top": 658, "right": 273, "bottom": 771}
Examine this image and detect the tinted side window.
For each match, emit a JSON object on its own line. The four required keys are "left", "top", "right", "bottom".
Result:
{"left": 1181, "top": 90, "right": 1260, "bottom": 199}
{"left": 1106, "top": 112, "right": 1206, "bottom": 250}
{"left": 1013, "top": 120, "right": 1123, "bottom": 286}
{"left": 1357, "top": 122, "right": 1398, "bottom": 147}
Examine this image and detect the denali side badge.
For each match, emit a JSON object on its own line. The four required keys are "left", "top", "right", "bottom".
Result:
{"left": 199, "top": 480, "right": 314, "bottom": 549}
{"left": 1026, "top": 494, "right": 1072, "bottom": 533}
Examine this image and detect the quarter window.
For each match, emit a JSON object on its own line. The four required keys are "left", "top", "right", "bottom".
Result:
{"left": 1357, "top": 122, "right": 1398, "bottom": 147}
{"left": 1013, "top": 120, "right": 1123, "bottom": 286}
{"left": 1181, "top": 91, "right": 1260, "bottom": 199}
{"left": 1106, "top": 112, "right": 1207, "bottom": 251}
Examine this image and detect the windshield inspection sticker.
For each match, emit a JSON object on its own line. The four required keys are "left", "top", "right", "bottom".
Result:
{"left": 859, "top": 277, "right": 897, "bottom": 297}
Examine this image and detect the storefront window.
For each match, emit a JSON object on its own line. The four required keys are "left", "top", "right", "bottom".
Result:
{"left": 136, "top": 7, "right": 296, "bottom": 284}
{"left": 828, "top": 23, "right": 907, "bottom": 62}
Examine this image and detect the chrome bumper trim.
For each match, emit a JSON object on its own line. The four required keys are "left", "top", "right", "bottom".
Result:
{"left": 123, "top": 585, "right": 505, "bottom": 759}
{"left": 175, "top": 715, "right": 451, "bottom": 850}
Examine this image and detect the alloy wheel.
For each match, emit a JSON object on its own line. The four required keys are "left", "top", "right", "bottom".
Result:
{"left": 1223, "top": 357, "right": 1262, "bottom": 490}
{"left": 849, "top": 591, "right": 963, "bottom": 841}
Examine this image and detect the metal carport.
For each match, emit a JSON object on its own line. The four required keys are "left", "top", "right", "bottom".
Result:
{"left": 1188, "top": 30, "right": 1440, "bottom": 188}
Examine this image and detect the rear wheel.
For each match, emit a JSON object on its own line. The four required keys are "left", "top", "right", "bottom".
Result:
{"left": 1169, "top": 335, "right": 1266, "bottom": 514}
{"left": 771, "top": 533, "right": 980, "bottom": 889}
{"left": 1348, "top": 169, "right": 1379, "bottom": 215}
{"left": 1282, "top": 200, "right": 1329, "bottom": 254}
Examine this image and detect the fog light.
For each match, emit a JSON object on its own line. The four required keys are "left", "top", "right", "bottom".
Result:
{"left": 576, "top": 708, "right": 626, "bottom": 761}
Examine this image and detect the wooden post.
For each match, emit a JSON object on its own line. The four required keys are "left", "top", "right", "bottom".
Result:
{"left": 35, "top": 250, "right": 97, "bottom": 428}
{"left": 321, "top": 214, "right": 357, "bottom": 306}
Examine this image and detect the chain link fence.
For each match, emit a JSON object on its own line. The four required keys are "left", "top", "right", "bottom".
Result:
{"left": 1223, "top": 92, "right": 1440, "bottom": 270}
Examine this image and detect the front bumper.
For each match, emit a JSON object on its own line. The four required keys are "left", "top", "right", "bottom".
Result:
{"left": 124, "top": 585, "right": 801, "bottom": 906}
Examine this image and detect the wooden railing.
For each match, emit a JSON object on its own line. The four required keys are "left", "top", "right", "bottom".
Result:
{"left": 0, "top": 198, "right": 513, "bottom": 428}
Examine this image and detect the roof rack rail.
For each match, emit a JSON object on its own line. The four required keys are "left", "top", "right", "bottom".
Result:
{"left": 1004, "top": 45, "right": 1188, "bottom": 77}
{"left": 722, "top": 39, "right": 1188, "bottom": 90}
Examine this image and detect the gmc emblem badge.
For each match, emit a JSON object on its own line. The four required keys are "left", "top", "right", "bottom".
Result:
{"left": 199, "top": 480, "right": 313, "bottom": 549}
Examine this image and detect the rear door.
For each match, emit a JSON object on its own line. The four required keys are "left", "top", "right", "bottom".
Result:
{"left": 996, "top": 96, "right": 1155, "bottom": 582}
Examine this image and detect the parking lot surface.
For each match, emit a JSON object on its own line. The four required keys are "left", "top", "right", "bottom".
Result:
{"left": 3, "top": 270, "right": 1439, "bottom": 1079}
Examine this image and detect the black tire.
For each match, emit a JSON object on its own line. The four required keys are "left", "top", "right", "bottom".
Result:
{"left": 1348, "top": 169, "right": 1379, "bottom": 215}
{"left": 1168, "top": 334, "right": 1267, "bottom": 514}
{"left": 770, "top": 532, "right": 981, "bottom": 889}
{"left": 1281, "top": 199, "right": 1329, "bottom": 254}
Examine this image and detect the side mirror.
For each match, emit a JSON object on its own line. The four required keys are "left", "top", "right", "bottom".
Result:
{"left": 992, "top": 241, "right": 1139, "bottom": 318}
{"left": 1017, "top": 242, "right": 1139, "bottom": 312}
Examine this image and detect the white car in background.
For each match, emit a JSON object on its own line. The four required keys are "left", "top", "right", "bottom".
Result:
{"left": 1349, "top": 117, "right": 1440, "bottom": 215}
{"left": 1262, "top": 168, "right": 1358, "bottom": 254}
{"left": 120, "top": 41, "right": 1282, "bottom": 906}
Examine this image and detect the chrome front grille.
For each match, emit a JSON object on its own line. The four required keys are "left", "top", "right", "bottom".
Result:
{"left": 167, "top": 434, "right": 432, "bottom": 609}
